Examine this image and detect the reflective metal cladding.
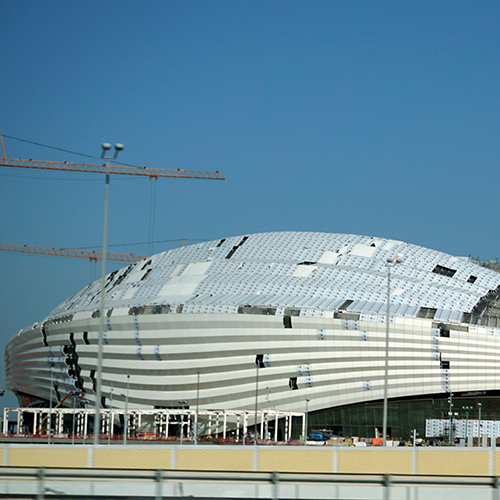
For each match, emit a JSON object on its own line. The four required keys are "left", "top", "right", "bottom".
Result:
{"left": 6, "top": 231, "right": 500, "bottom": 415}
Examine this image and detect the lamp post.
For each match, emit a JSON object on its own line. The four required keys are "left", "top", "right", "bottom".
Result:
{"left": 72, "top": 392, "right": 77, "bottom": 446}
{"left": 305, "top": 398, "right": 310, "bottom": 445}
{"left": 448, "top": 411, "right": 459, "bottom": 445}
{"left": 81, "top": 399, "right": 89, "bottom": 444}
{"left": 48, "top": 367, "right": 53, "bottom": 445}
{"left": 123, "top": 375, "right": 130, "bottom": 445}
{"left": 463, "top": 406, "right": 472, "bottom": 442}
{"left": 195, "top": 372, "right": 200, "bottom": 446}
{"left": 382, "top": 254, "right": 402, "bottom": 446}
{"left": 94, "top": 142, "right": 124, "bottom": 447}
{"left": 254, "top": 354, "right": 266, "bottom": 446}
{"left": 253, "top": 355, "right": 268, "bottom": 445}
{"left": 108, "top": 382, "right": 113, "bottom": 445}
{"left": 478, "top": 402, "right": 482, "bottom": 440}
{"left": 412, "top": 429, "right": 417, "bottom": 446}
{"left": 254, "top": 362, "right": 259, "bottom": 446}
{"left": 265, "top": 387, "right": 270, "bottom": 442}
{"left": 179, "top": 400, "right": 188, "bottom": 445}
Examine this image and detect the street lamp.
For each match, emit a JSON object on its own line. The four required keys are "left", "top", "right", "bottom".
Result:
{"left": 195, "top": 372, "right": 200, "bottom": 446}
{"left": 179, "top": 400, "right": 188, "bottom": 445}
{"left": 48, "top": 367, "right": 53, "bottom": 445}
{"left": 108, "top": 382, "right": 113, "bottom": 445}
{"left": 80, "top": 398, "right": 89, "bottom": 444}
{"left": 72, "top": 392, "right": 77, "bottom": 446}
{"left": 254, "top": 360, "right": 260, "bottom": 446}
{"left": 253, "top": 355, "right": 269, "bottom": 445}
{"left": 94, "top": 142, "right": 124, "bottom": 447}
{"left": 463, "top": 406, "right": 472, "bottom": 442}
{"left": 448, "top": 411, "right": 459, "bottom": 445}
{"left": 478, "top": 402, "right": 482, "bottom": 440}
{"left": 265, "top": 387, "right": 270, "bottom": 442}
{"left": 123, "top": 375, "right": 130, "bottom": 445}
{"left": 411, "top": 429, "right": 418, "bottom": 446}
{"left": 382, "top": 254, "right": 402, "bottom": 446}
{"left": 305, "top": 398, "right": 310, "bottom": 445}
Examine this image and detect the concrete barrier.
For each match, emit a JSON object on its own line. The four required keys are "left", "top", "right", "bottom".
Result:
{"left": 1, "top": 443, "right": 499, "bottom": 476}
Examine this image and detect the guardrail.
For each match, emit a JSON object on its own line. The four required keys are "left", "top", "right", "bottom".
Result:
{"left": 0, "top": 467, "right": 499, "bottom": 500}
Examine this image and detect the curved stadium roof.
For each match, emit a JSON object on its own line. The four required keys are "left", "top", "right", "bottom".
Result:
{"left": 50, "top": 231, "right": 500, "bottom": 324}
{"left": 7, "top": 231, "right": 500, "bottom": 415}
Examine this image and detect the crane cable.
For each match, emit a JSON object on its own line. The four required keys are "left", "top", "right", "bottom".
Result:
{"left": 149, "top": 177, "right": 158, "bottom": 256}
{"left": 2, "top": 133, "right": 143, "bottom": 169}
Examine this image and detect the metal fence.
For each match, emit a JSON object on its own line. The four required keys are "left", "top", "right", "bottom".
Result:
{"left": 1, "top": 467, "right": 500, "bottom": 500}
{"left": 3, "top": 406, "right": 304, "bottom": 444}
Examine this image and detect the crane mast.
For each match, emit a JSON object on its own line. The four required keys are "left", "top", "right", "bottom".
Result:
{"left": 1, "top": 134, "right": 225, "bottom": 440}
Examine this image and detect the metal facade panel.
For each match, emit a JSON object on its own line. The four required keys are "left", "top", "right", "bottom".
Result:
{"left": 7, "top": 231, "right": 500, "bottom": 414}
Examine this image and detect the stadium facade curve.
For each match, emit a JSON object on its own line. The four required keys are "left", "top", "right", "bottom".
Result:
{"left": 6, "top": 231, "right": 500, "bottom": 439}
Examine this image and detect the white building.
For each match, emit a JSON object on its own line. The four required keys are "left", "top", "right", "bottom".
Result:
{"left": 6, "top": 232, "right": 500, "bottom": 438}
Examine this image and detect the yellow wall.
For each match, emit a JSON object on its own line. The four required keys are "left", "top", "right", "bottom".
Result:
{"left": 258, "top": 449, "right": 333, "bottom": 473}
{"left": 337, "top": 449, "right": 413, "bottom": 474}
{"left": 2, "top": 445, "right": 498, "bottom": 476}
{"left": 177, "top": 449, "right": 253, "bottom": 471}
{"left": 8, "top": 447, "right": 88, "bottom": 468}
{"left": 417, "top": 449, "right": 491, "bottom": 476}
{"left": 93, "top": 448, "right": 172, "bottom": 469}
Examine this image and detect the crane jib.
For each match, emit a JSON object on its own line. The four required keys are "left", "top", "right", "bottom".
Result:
{"left": 0, "top": 158, "right": 225, "bottom": 180}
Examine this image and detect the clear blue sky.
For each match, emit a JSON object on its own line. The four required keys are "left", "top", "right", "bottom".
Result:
{"left": 1, "top": 0, "right": 499, "bottom": 410}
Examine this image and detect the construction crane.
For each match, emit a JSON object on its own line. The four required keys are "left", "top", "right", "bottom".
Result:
{"left": 0, "top": 243, "right": 148, "bottom": 262}
{"left": 39, "top": 389, "right": 84, "bottom": 434}
{"left": 1, "top": 135, "right": 223, "bottom": 441}
{"left": 0, "top": 135, "right": 225, "bottom": 180}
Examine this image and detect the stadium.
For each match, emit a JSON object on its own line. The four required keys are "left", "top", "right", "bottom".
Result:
{"left": 6, "top": 231, "right": 500, "bottom": 440}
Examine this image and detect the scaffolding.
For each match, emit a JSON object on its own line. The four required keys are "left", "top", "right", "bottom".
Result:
{"left": 2, "top": 407, "right": 305, "bottom": 443}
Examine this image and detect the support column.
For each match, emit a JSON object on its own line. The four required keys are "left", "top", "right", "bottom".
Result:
{"left": 243, "top": 413, "right": 248, "bottom": 443}
{"left": 84, "top": 412, "right": 88, "bottom": 440}
{"left": 57, "top": 412, "right": 63, "bottom": 437}
{"left": 2, "top": 409, "right": 8, "bottom": 435}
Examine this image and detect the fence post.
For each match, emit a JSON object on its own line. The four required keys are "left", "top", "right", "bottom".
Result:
{"left": 491, "top": 437, "right": 497, "bottom": 476}
{"left": 253, "top": 445, "right": 259, "bottom": 472}
{"left": 155, "top": 470, "right": 163, "bottom": 500}
{"left": 492, "top": 475, "right": 499, "bottom": 500}
{"left": 37, "top": 467, "right": 45, "bottom": 500}
{"left": 383, "top": 473, "right": 391, "bottom": 500}
{"left": 271, "top": 471, "right": 279, "bottom": 500}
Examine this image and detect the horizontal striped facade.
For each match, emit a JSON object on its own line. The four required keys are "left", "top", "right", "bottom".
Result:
{"left": 6, "top": 231, "right": 500, "bottom": 415}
